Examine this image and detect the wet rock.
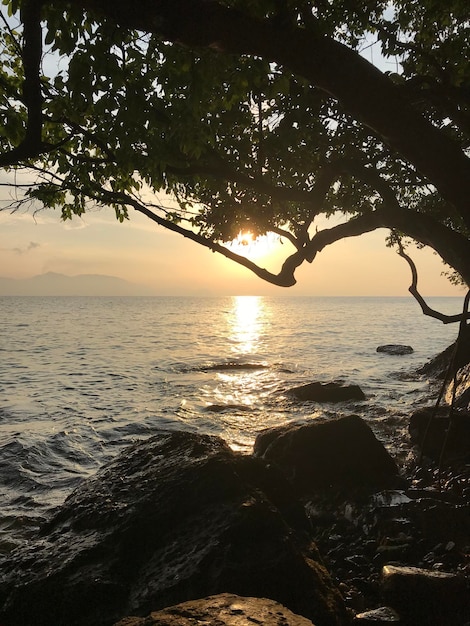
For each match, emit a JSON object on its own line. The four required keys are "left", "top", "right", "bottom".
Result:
{"left": 417, "top": 326, "right": 470, "bottom": 380}
{"left": 287, "top": 382, "right": 365, "bottom": 402}
{"left": 254, "top": 415, "right": 402, "bottom": 494}
{"left": 409, "top": 406, "right": 470, "bottom": 462}
{"left": 413, "top": 499, "right": 470, "bottom": 544}
{"left": 374, "top": 543, "right": 411, "bottom": 564}
{"left": 381, "top": 564, "right": 469, "bottom": 626}
{"left": 354, "top": 606, "right": 400, "bottom": 623}
{"left": 416, "top": 342, "right": 455, "bottom": 379}
{"left": 113, "top": 593, "right": 315, "bottom": 625}
{"left": 446, "top": 363, "right": 470, "bottom": 410}
{"left": 0, "top": 431, "right": 346, "bottom": 626}
{"left": 376, "top": 345, "right": 413, "bottom": 356}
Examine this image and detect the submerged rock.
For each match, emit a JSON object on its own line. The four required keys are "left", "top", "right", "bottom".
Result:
{"left": 381, "top": 564, "right": 469, "bottom": 626}
{"left": 254, "top": 415, "right": 402, "bottom": 493}
{"left": 287, "top": 382, "right": 366, "bottom": 402}
{"left": 203, "top": 403, "right": 253, "bottom": 412}
{"left": 113, "top": 593, "right": 315, "bottom": 626}
{"left": 202, "top": 362, "right": 268, "bottom": 371}
{"left": 354, "top": 606, "right": 400, "bottom": 624}
{"left": 376, "top": 345, "right": 413, "bottom": 356}
{"left": 0, "top": 431, "right": 346, "bottom": 626}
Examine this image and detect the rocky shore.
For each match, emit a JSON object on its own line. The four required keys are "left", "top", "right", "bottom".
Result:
{"left": 0, "top": 354, "right": 468, "bottom": 626}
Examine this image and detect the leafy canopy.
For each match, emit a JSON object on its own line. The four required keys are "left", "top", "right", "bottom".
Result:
{"left": 0, "top": 0, "right": 469, "bottom": 289}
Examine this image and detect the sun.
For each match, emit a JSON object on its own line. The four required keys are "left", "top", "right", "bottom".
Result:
{"left": 239, "top": 232, "right": 254, "bottom": 246}
{"left": 227, "top": 230, "right": 277, "bottom": 259}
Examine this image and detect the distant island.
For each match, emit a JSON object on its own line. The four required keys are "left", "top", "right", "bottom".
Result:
{"left": 0, "top": 272, "right": 156, "bottom": 296}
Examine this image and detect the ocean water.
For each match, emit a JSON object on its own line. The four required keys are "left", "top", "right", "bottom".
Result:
{"left": 0, "top": 295, "right": 464, "bottom": 552}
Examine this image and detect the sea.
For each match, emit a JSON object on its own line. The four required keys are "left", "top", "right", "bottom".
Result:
{"left": 0, "top": 295, "right": 465, "bottom": 553}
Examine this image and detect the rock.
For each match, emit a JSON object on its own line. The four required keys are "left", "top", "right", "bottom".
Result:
{"left": 287, "top": 382, "right": 365, "bottom": 402}
{"left": 0, "top": 431, "right": 347, "bottom": 626}
{"left": 113, "top": 593, "right": 315, "bottom": 625}
{"left": 417, "top": 326, "right": 470, "bottom": 379}
{"left": 204, "top": 403, "right": 252, "bottom": 412}
{"left": 254, "top": 415, "right": 402, "bottom": 493}
{"left": 446, "top": 363, "right": 470, "bottom": 410}
{"left": 354, "top": 606, "right": 401, "bottom": 623}
{"left": 202, "top": 362, "right": 269, "bottom": 371}
{"left": 416, "top": 342, "right": 456, "bottom": 379}
{"left": 376, "top": 345, "right": 413, "bottom": 356}
{"left": 409, "top": 406, "right": 470, "bottom": 462}
{"left": 381, "top": 564, "right": 469, "bottom": 626}
{"left": 413, "top": 499, "right": 470, "bottom": 544}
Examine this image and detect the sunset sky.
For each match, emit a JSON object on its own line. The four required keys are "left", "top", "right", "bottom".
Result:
{"left": 0, "top": 198, "right": 464, "bottom": 297}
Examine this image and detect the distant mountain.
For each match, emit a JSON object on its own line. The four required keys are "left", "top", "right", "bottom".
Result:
{"left": 0, "top": 272, "right": 156, "bottom": 296}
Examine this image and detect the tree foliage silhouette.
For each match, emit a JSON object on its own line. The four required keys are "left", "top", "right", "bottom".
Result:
{"left": 1, "top": 0, "right": 469, "bottom": 298}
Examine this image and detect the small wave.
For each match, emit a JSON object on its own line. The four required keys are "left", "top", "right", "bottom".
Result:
{"left": 0, "top": 408, "right": 16, "bottom": 422}
{"left": 0, "top": 440, "right": 45, "bottom": 491}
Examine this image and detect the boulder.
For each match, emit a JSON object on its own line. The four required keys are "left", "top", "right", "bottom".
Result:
{"left": 376, "top": 345, "right": 413, "bottom": 356}
{"left": 381, "top": 564, "right": 469, "bottom": 626}
{"left": 287, "top": 382, "right": 365, "bottom": 402}
{"left": 0, "top": 430, "right": 347, "bottom": 626}
{"left": 113, "top": 593, "right": 315, "bottom": 626}
{"left": 409, "top": 406, "right": 470, "bottom": 462}
{"left": 254, "top": 415, "right": 402, "bottom": 493}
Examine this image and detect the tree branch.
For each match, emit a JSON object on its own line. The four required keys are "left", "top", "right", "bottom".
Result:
{"left": 316, "top": 159, "right": 470, "bottom": 287}
{"left": 302, "top": 211, "right": 384, "bottom": 263}
{"left": 126, "top": 195, "right": 300, "bottom": 287}
{"left": 52, "top": 182, "right": 300, "bottom": 286}
{"left": 396, "top": 241, "right": 470, "bottom": 324}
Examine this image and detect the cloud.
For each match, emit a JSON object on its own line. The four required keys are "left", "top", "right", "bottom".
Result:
{"left": 5, "top": 241, "right": 41, "bottom": 255}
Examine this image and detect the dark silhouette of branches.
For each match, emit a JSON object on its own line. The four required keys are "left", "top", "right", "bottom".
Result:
{"left": 397, "top": 240, "right": 470, "bottom": 324}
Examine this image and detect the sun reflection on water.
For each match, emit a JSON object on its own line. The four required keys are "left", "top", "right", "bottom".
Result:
{"left": 199, "top": 296, "right": 283, "bottom": 450}
{"left": 229, "top": 295, "right": 264, "bottom": 355}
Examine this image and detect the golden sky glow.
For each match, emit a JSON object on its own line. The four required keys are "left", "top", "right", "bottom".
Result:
{"left": 0, "top": 206, "right": 465, "bottom": 296}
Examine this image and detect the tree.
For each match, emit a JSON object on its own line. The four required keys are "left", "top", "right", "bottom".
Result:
{"left": 1, "top": 0, "right": 470, "bottom": 317}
